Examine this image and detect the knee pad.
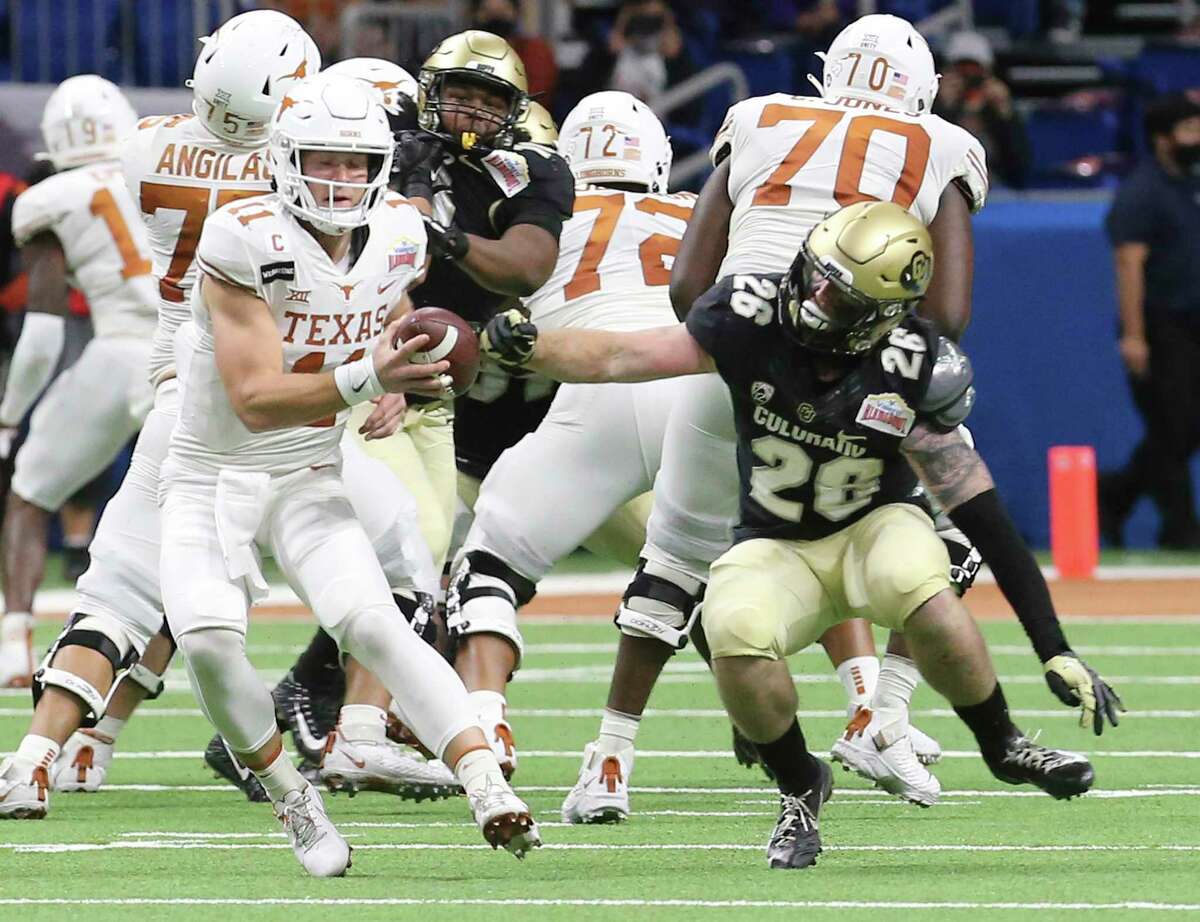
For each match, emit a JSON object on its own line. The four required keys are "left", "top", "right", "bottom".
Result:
{"left": 394, "top": 590, "right": 438, "bottom": 647}
{"left": 445, "top": 550, "right": 535, "bottom": 666}
{"left": 32, "top": 612, "right": 137, "bottom": 724}
{"left": 614, "top": 558, "right": 705, "bottom": 650}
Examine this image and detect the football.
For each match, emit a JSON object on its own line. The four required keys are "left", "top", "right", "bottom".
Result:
{"left": 394, "top": 306, "right": 480, "bottom": 395}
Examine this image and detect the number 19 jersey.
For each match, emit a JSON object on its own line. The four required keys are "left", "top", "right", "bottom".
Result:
{"left": 713, "top": 93, "right": 988, "bottom": 278}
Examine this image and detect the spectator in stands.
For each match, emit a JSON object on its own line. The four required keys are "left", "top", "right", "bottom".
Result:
{"left": 472, "top": 0, "right": 559, "bottom": 109}
{"left": 1099, "top": 92, "right": 1200, "bottom": 549}
{"left": 573, "top": 0, "right": 700, "bottom": 125}
{"left": 934, "top": 31, "right": 1030, "bottom": 188}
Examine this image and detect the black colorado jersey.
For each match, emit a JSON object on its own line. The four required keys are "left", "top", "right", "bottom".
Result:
{"left": 686, "top": 273, "right": 962, "bottom": 544}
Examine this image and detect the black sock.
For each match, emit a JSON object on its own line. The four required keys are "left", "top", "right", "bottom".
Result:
{"left": 954, "top": 683, "right": 1020, "bottom": 759}
{"left": 754, "top": 718, "right": 822, "bottom": 796}
{"left": 289, "top": 629, "right": 344, "bottom": 695}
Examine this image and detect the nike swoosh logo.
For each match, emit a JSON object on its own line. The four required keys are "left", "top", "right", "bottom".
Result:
{"left": 351, "top": 378, "right": 367, "bottom": 393}
{"left": 221, "top": 739, "right": 252, "bottom": 782}
{"left": 378, "top": 279, "right": 398, "bottom": 294}
{"left": 291, "top": 705, "right": 326, "bottom": 755}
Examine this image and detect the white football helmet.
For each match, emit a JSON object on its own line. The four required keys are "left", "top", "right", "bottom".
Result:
{"left": 323, "top": 58, "right": 418, "bottom": 116}
{"left": 269, "top": 75, "right": 395, "bottom": 236}
{"left": 813, "top": 14, "right": 939, "bottom": 116}
{"left": 189, "top": 9, "right": 320, "bottom": 147}
{"left": 558, "top": 91, "right": 672, "bottom": 193}
{"left": 37, "top": 75, "right": 137, "bottom": 170}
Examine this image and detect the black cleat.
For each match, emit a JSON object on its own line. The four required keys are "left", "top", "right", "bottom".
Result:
{"left": 731, "top": 724, "right": 776, "bottom": 782}
{"left": 272, "top": 669, "right": 343, "bottom": 767}
{"left": 204, "top": 734, "right": 268, "bottom": 802}
{"left": 767, "top": 758, "right": 833, "bottom": 870}
{"left": 984, "top": 736, "right": 1094, "bottom": 800}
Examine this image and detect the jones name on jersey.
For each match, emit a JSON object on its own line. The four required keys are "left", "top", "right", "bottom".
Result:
{"left": 173, "top": 190, "right": 427, "bottom": 472}
{"left": 686, "top": 273, "right": 973, "bottom": 543}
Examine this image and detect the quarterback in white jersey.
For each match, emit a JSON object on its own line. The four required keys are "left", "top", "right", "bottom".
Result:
{"left": 447, "top": 92, "right": 690, "bottom": 779}
{"left": 158, "top": 74, "right": 538, "bottom": 876}
{"left": 0, "top": 76, "right": 156, "bottom": 690}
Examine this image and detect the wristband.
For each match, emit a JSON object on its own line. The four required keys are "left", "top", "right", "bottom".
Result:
{"left": 333, "top": 353, "right": 385, "bottom": 406}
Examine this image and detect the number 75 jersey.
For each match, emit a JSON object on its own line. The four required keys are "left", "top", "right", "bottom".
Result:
{"left": 713, "top": 93, "right": 988, "bottom": 278}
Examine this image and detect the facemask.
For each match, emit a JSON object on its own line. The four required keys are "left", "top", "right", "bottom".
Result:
{"left": 479, "top": 17, "right": 515, "bottom": 39}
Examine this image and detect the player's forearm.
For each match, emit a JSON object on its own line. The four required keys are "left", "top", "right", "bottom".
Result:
{"left": 459, "top": 233, "right": 553, "bottom": 297}
{"left": 0, "top": 312, "right": 65, "bottom": 424}
{"left": 529, "top": 326, "right": 708, "bottom": 384}
{"left": 229, "top": 371, "right": 348, "bottom": 433}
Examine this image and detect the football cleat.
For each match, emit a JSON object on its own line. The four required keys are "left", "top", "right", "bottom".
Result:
{"left": 831, "top": 707, "right": 940, "bottom": 807}
{"left": 561, "top": 741, "right": 632, "bottom": 824}
{"left": 274, "top": 780, "right": 352, "bottom": 878}
{"left": 767, "top": 758, "right": 833, "bottom": 870}
{"left": 52, "top": 728, "right": 114, "bottom": 792}
{"left": 484, "top": 719, "right": 518, "bottom": 778}
{"left": 984, "top": 735, "right": 1094, "bottom": 800}
{"left": 0, "top": 758, "right": 49, "bottom": 820}
{"left": 909, "top": 723, "right": 943, "bottom": 765}
{"left": 204, "top": 733, "right": 269, "bottom": 802}
{"left": 468, "top": 776, "right": 541, "bottom": 859}
{"left": 319, "top": 728, "right": 461, "bottom": 801}
{"left": 0, "top": 615, "right": 34, "bottom": 688}
{"left": 272, "top": 669, "right": 343, "bottom": 767}
{"left": 732, "top": 724, "right": 776, "bottom": 781}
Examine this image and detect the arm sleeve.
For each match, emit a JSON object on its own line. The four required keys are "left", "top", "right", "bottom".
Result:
{"left": 194, "top": 211, "right": 261, "bottom": 295}
{"left": 0, "top": 311, "right": 65, "bottom": 424}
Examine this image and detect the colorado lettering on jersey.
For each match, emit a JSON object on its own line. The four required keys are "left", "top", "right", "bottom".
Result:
{"left": 751, "top": 406, "right": 868, "bottom": 457}
{"left": 281, "top": 305, "right": 387, "bottom": 347}
{"left": 153, "top": 145, "right": 271, "bottom": 183}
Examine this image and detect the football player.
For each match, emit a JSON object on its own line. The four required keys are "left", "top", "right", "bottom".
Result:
{"left": 0, "top": 76, "right": 155, "bottom": 690}
{"left": 553, "top": 13, "right": 990, "bottom": 816}
{"left": 482, "top": 199, "right": 1124, "bottom": 868}
{"left": 445, "top": 91, "right": 687, "bottom": 780}
{"left": 157, "top": 73, "right": 538, "bottom": 876}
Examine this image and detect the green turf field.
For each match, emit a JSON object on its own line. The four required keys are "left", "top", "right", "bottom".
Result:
{"left": 1, "top": 615, "right": 1197, "bottom": 921}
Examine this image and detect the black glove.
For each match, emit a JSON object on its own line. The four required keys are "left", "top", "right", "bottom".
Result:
{"left": 423, "top": 215, "right": 469, "bottom": 262}
{"left": 1043, "top": 652, "right": 1125, "bottom": 735}
{"left": 480, "top": 308, "right": 538, "bottom": 368}
{"left": 392, "top": 130, "right": 443, "bottom": 201}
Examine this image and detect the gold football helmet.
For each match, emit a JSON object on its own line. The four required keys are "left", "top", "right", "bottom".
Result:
{"left": 515, "top": 101, "right": 558, "bottom": 146}
{"left": 418, "top": 30, "right": 529, "bottom": 151}
{"left": 781, "top": 201, "right": 933, "bottom": 355}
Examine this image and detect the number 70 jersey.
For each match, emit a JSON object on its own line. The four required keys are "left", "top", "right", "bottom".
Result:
{"left": 713, "top": 93, "right": 988, "bottom": 278}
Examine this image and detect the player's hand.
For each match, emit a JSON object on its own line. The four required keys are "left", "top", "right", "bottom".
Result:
{"left": 0, "top": 426, "right": 18, "bottom": 462}
{"left": 423, "top": 215, "right": 469, "bottom": 261}
{"left": 480, "top": 308, "right": 538, "bottom": 368}
{"left": 1043, "top": 653, "right": 1125, "bottom": 735}
{"left": 393, "top": 130, "right": 443, "bottom": 201}
{"left": 359, "top": 393, "right": 407, "bottom": 441}
{"left": 1119, "top": 335, "right": 1149, "bottom": 378}
{"left": 373, "top": 323, "right": 452, "bottom": 396}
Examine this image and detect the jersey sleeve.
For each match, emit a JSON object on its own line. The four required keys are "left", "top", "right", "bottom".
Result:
{"left": 915, "top": 334, "right": 975, "bottom": 431}
{"left": 1105, "top": 171, "right": 1157, "bottom": 246}
{"left": 948, "top": 130, "right": 989, "bottom": 214}
{"left": 494, "top": 145, "right": 576, "bottom": 238}
{"left": 710, "top": 103, "right": 739, "bottom": 167}
{"left": 684, "top": 275, "right": 772, "bottom": 384}
{"left": 119, "top": 122, "right": 157, "bottom": 212}
{"left": 10, "top": 179, "right": 66, "bottom": 247}
{"left": 194, "top": 208, "right": 262, "bottom": 295}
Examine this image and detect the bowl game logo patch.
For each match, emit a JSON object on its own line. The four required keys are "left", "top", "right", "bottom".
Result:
{"left": 856, "top": 392, "right": 915, "bottom": 437}
{"left": 388, "top": 237, "right": 420, "bottom": 272}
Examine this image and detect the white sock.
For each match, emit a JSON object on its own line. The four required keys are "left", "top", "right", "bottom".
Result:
{"left": 255, "top": 748, "right": 306, "bottom": 804}
{"left": 92, "top": 715, "right": 126, "bottom": 742}
{"left": 453, "top": 747, "right": 507, "bottom": 800}
{"left": 338, "top": 704, "right": 387, "bottom": 743}
{"left": 836, "top": 655, "right": 880, "bottom": 714}
{"left": 597, "top": 707, "right": 640, "bottom": 754}
{"left": 469, "top": 689, "right": 507, "bottom": 728}
{"left": 872, "top": 653, "right": 921, "bottom": 716}
{"left": 1, "top": 613, "right": 32, "bottom": 643}
{"left": 15, "top": 734, "right": 60, "bottom": 770}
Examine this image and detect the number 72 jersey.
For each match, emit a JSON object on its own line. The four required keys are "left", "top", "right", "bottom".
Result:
{"left": 713, "top": 92, "right": 988, "bottom": 278}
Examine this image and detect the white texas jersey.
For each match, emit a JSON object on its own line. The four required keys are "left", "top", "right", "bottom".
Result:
{"left": 11, "top": 162, "right": 157, "bottom": 340}
{"left": 713, "top": 93, "right": 988, "bottom": 276}
{"left": 524, "top": 188, "right": 694, "bottom": 332}
{"left": 121, "top": 114, "right": 273, "bottom": 384}
{"left": 173, "top": 192, "right": 427, "bottom": 474}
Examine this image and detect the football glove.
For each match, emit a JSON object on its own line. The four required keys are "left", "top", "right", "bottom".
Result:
{"left": 1043, "top": 653, "right": 1124, "bottom": 735}
{"left": 423, "top": 215, "right": 469, "bottom": 262}
{"left": 392, "top": 130, "right": 443, "bottom": 201}
{"left": 481, "top": 308, "right": 538, "bottom": 368}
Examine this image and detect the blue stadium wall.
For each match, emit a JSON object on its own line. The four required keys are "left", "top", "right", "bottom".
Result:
{"left": 967, "top": 198, "right": 1197, "bottom": 548}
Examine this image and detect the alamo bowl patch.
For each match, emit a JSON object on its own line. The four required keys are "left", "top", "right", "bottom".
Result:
{"left": 482, "top": 149, "right": 531, "bottom": 198}
{"left": 856, "top": 392, "right": 915, "bottom": 437}
{"left": 388, "top": 237, "right": 420, "bottom": 272}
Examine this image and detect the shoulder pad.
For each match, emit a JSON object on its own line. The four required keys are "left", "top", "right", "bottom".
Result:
{"left": 11, "top": 176, "right": 67, "bottom": 246}
{"left": 918, "top": 336, "right": 975, "bottom": 429}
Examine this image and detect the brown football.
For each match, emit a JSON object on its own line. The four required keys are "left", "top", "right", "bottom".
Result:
{"left": 394, "top": 306, "right": 480, "bottom": 395}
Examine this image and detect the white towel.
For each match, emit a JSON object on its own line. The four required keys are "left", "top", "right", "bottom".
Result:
{"left": 214, "top": 468, "right": 271, "bottom": 604}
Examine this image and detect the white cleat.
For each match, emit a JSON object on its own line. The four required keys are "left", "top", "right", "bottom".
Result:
{"left": 0, "top": 616, "right": 34, "bottom": 688}
{"left": 484, "top": 719, "right": 518, "bottom": 779}
{"left": 320, "top": 729, "right": 461, "bottom": 801}
{"left": 52, "top": 728, "right": 114, "bottom": 792}
{"left": 561, "top": 741, "right": 632, "bottom": 824}
{"left": 909, "top": 723, "right": 943, "bottom": 765}
{"left": 274, "top": 781, "right": 352, "bottom": 878}
{"left": 469, "top": 776, "right": 541, "bottom": 859}
{"left": 0, "top": 758, "right": 50, "bottom": 820}
{"left": 831, "top": 707, "right": 941, "bottom": 807}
